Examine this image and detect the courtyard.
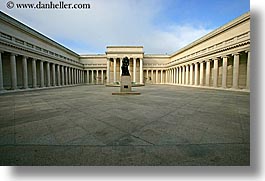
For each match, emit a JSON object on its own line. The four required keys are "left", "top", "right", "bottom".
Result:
{"left": 0, "top": 85, "right": 250, "bottom": 165}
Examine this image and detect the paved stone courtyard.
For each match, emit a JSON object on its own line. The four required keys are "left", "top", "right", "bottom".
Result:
{"left": 0, "top": 85, "right": 249, "bottom": 165}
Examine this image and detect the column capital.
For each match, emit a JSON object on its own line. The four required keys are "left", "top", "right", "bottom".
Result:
{"left": 10, "top": 53, "right": 18, "bottom": 56}
{"left": 211, "top": 57, "right": 219, "bottom": 61}
{"left": 22, "top": 55, "right": 28, "bottom": 59}
{"left": 232, "top": 52, "right": 240, "bottom": 56}
{"left": 245, "top": 50, "right": 250, "bottom": 53}
{"left": 221, "top": 55, "right": 229, "bottom": 59}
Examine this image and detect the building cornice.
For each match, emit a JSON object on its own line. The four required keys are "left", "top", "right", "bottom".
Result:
{"left": 107, "top": 46, "right": 144, "bottom": 48}
{"left": 170, "top": 12, "right": 250, "bottom": 58}
{"left": 0, "top": 11, "right": 79, "bottom": 57}
{"left": 80, "top": 54, "right": 106, "bottom": 58}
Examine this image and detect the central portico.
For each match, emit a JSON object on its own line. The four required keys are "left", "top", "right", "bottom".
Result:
{"left": 106, "top": 46, "right": 144, "bottom": 85}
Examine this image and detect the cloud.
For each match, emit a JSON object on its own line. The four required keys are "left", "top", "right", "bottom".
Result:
{"left": 0, "top": 0, "right": 212, "bottom": 54}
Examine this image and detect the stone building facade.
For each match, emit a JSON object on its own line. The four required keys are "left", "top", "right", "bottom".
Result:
{"left": 0, "top": 12, "right": 250, "bottom": 93}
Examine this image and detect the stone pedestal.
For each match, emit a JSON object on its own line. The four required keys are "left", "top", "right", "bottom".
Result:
{"left": 112, "top": 75, "right": 141, "bottom": 95}
{"left": 120, "top": 76, "right": 132, "bottom": 92}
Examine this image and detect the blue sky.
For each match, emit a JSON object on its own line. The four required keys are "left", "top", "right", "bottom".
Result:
{"left": 0, "top": 0, "right": 249, "bottom": 54}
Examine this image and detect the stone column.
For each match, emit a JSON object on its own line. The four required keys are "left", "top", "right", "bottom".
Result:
{"left": 79, "top": 70, "right": 81, "bottom": 83}
{"left": 140, "top": 58, "right": 143, "bottom": 84}
{"left": 72, "top": 68, "right": 75, "bottom": 84}
{"left": 77, "top": 69, "right": 79, "bottom": 84}
{"left": 246, "top": 51, "right": 250, "bottom": 89}
{"left": 65, "top": 67, "right": 69, "bottom": 85}
{"left": 96, "top": 70, "right": 99, "bottom": 84}
{"left": 232, "top": 53, "right": 240, "bottom": 89}
{"left": 74, "top": 68, "right": 76, "bottom": 84}
{"left": 190, "top": 64, "right": 193, "bottom": 85}
{"left": 161, "top": 70, "right": 163, "bottom": 84}
{"left": 146, "top": 69, "right": 149, "bottom": 81}
{"left": 73, "top": 69, "right": 75, "bottom": 84}
{"left": 151, "top": 70, "right": 154, "bottom": 84}
{"left": 75, "top": 69, "right": 78, "bottom": 84}
{"left": 175, "top": 67, "right": 179, "bottom": 84}
{"left": 91, "top": 70, "right": 94, "bottom": 84}
{"left": 205, "top": 60, "right": 211, "bottom": 86}
{"left": 200, "top": 62, "right": 204, "bottom": 86}
{"left": 101, "top": 70, "right": 104, "bottom": 84}
{"left": 71, "top": 67, "right": 74, "bottom": 85}
{"left": 173, "top": 67, "right": 176, "bottom": 84}
{"left": 133, "top": 58, "right": 136, "bottom": 82}
{"left": 40, "top": 60, "right": 44, "bottom": 87}
{"left": 32, "top": 59, "right": 37, "bottom": 88}
{"left": 168, "top": 69, "right": 170, "bottom": 84}
{"left": 165, "top": 69, "right": 167, "bottom": 84}
{"left": 213, "top": 59, "right": 219, "bottom": 87}
{"left": 78, "top": 70, "right": 81, "bottom": 84}
{"left": 68, "top": 67, "right": 71, "bottom": 85}
{"left": 0, "top": 51, "right": 3, "bottom": 91}
{"left": 80, "top": 70, "right": 84, "bottom": 84}
{"left": 22, "top": 56, "right": 28, "bottom": 89}
{"left": 75, "top": 69, "right": 77, "bottom": 84}
{"left": 113, "top": 58, "right": 117, "bottom": 83}
{"left": 107, "top": 59, "right": 110, "bottom": 84}
{"left": 76, "top": 69, "right": 78, "bottom": 84}
{"left": 81, "top": 70, "right": 85, "bottom": 83}
{"left": 182, "top": 66, "right": 185, "bottom": 85}
{"left": 186, "top": 65, "right": 189, "bottom": 85}
{"left": 194, "top": 63, "right": 199, "bottom": 86}
{"left": 120, "top": 58, "right": 122, "bottom": 76}
{"left": 57, "top": 65, "right": 61, "bottom": 86}
{"left": 168, "top": 69, "right": 170, "bottom": 83}
{"left": 222, "top": 56, "right": 228, "bottom": 88}
{"left": 46, "top": 62, "right": 50, "bottom": 87}
{"left": 171, "top": 69, "right": 173, "bottom": 84}
{"left": 155, "top": 70, "right": 158, "bottom": 84}
{"left": 87, "top": 70, "right": 89, "bottom": 84}
{"left": 78, "top": 70, "right": 80, "bottom": 84}
{"left": 70, "top": 68, "right": 73, "bottom": 84}
{"left": 61, "top": 66, "right": 64, "bottom": 86}
{"left": 71, "top": 68, "right": 75, "bottom": 85}
{"left": 52, "top": 63, "right": 56, "bottom": 86}
{"left": 81, "top": 70, "right": 84, "bottom": 84}
{"left": 10, "top": 53, "right": 17, "bottom": 90}
{"left": 179, "top": 66, "right": 182, "bottom": 84}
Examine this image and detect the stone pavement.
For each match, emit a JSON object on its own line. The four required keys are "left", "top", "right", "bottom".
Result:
{"left": 0, "top": 85, "right": 250, "bottom": 165}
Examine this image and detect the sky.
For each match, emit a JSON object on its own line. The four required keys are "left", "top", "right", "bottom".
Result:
{"left": 0, "top": 0, "right": 250, "bottom": 54}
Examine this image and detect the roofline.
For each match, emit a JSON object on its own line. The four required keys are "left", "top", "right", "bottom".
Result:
{"left": 170, "top": 11, "right": 250, "bottom": 57}
{"left": 80, "top": 54, "right": 106, "bottom": 57}
{"left": 0, "top": 11, "right": 79, "bottom": 57}
{"left": 107, "top": 46, "right": 144, "bottom": 48}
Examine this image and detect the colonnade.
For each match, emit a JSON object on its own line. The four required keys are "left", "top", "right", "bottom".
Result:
{"left": 106, "top": 58, "right": 143, "bottom": 84}
{"left": 165, "top": 51, "right": 250, "bottom": 89}
{"left": 144, "top": 69, "right": 165, "bottom": 84}
{"left": 0, "top": 51, "right": 85, "bottom": 91}
{"left": 0, "top": 50, "right": 250, "bottom": 91}
{"left": 85, "top": 69, "right": 106, "bottom": 84}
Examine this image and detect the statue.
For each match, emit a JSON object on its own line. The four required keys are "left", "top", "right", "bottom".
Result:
{"left": 121, "top": 57, "right": 130, "bottom": 76}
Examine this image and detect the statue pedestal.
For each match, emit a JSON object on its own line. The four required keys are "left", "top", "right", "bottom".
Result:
{"left": 112, "top": 75, "right": 141, "bottom": 95}
{"left": 120, "top": 76, "right": 132, "bottom": 92}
